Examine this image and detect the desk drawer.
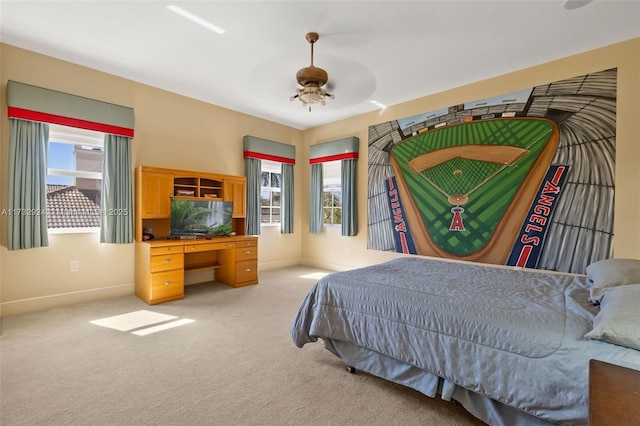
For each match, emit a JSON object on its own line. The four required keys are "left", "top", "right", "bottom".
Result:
{"left": 184, "top": 242, "right": 235, "bottom": 253}
{"left": 150, "top": 253, "right": 184, "bottom": 272}
{"left": 236, "top": 239, "right": 257, "bottom": 248}
{"left": 235, "top": 246, "right": 257, "bottom": 261}
{"left": 236, "top": 260, "right": 258, "bottom": 284}
{"left": 150, "top": 245, "right": 184, "bottom": 256}
{"left": 150, "top": 269, "right": 184, "bottom": 300}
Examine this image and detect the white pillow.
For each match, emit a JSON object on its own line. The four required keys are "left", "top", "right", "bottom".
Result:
{"left": 586, "top": 258, "right": 640, "bottom": 304}
{"left": 585, "top": 284, "right": 640, "bottom": 351}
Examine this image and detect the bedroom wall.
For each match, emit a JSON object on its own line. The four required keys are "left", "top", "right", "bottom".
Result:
{"left": 301, "top": 38, "right": 640, "bottom": 272}
{"left": 1, "top": 38, "right": 638, "bottom": 316}
{"left": 0, "top": 43, "right": 303, "bottom": 316}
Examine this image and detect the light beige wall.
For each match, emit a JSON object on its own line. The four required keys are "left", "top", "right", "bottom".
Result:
{"left": 0, "top": 43, "right": 303, "bottom": 315}
{"left": 301, "top": 38, "right": 640, "bottom": 271}
{"left": 1, "top": 38, "right": 638, "bottom": 315}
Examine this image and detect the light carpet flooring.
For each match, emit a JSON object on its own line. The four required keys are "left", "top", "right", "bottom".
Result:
{"left": 0, "top": 265, "right": 484, "bottom": 426}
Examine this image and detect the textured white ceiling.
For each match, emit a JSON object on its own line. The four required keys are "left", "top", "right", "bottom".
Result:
{"left": 1, "top": 1, "right": 639, "bottom": 130}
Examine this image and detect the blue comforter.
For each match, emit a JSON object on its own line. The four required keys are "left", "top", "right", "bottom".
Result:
{"left": 291, "top": 257, "right": 640, "bottom": 425}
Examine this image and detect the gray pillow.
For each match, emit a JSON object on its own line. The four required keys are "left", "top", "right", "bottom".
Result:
{"left": 584, "top": 284, "right": 640, "bottom": 351}
{"left": 586, "top": 258, "right": 640, "bottom": 304}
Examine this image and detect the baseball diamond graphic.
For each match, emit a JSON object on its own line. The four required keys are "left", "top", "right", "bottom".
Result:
{"left": 390, "top": 118, "right": 559, "bottom": 264}
{"left": 367, "top": 67, "right": 617, "bottom": 274}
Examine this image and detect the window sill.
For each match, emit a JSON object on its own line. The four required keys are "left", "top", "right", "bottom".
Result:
{"left": 260, "top": 223, "right": 280, "bottom": 228}
{"left": 48, "top": 227, "right": 99, "bottom": 235}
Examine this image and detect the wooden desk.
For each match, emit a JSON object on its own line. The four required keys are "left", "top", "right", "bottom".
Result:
{"left": 589, "top": 359, "right": 640, "bottom": 426}
{"left": 135, "top": 235, "right": 258, "bottom": 304}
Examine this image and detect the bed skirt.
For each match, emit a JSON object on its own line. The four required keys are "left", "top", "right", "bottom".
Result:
{"left": 324, "top": 339, "right": 556, "bottom": 426}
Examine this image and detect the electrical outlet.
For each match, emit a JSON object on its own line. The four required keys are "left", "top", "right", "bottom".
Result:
{"left": 69, "top": 260, "right": 79, "bottom": 272}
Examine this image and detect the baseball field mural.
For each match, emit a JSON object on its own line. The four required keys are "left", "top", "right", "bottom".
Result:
{"left": 368, "top": 68, "right": 616, "bottom": 274}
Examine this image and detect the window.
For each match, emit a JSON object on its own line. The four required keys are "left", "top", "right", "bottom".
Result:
{"left": 323, "top": 160, "right": 342, "bottom": 225}
{"left": 47, "top": 124, "right": 104, "bottom": 231}
{"left": 261, "top": 160, "right": 281, "bottom": 224}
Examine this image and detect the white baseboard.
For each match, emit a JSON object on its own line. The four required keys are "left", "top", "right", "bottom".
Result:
{"left": 299, "top": 258, "right": 353, "bottom": 272}
{"left": 258, "top": 259, "right": 302, "bottom": 271}
{"left": 0, "top": 283, "right": 135, "bottom": 317}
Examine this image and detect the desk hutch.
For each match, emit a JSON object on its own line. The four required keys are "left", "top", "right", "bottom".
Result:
{"left": 134, "top": 166, "right": 258, "bottom": 305}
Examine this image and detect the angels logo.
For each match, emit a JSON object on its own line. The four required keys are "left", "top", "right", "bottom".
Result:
{"left": 449, "top": 206, "right": 465, "bottom": 231}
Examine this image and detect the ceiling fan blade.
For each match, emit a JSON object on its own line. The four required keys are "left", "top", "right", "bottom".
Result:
{"left": 325, "top": 80, "right": 336, "bottom": 92}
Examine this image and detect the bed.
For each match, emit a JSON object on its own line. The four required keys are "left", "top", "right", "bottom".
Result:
{"left": 290, "top": 257, "right": 640, "bottom": 425}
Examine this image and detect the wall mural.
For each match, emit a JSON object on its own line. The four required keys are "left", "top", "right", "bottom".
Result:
{"left": 367, "top": 68, "right": 616, "bottom": 274}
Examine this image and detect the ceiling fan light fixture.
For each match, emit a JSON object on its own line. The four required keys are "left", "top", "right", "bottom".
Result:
{"left": 290, "top": 32, "right": 334, "bottom": 112}
{"left": 291, "top": 85, "right": 333, "bottom": 107}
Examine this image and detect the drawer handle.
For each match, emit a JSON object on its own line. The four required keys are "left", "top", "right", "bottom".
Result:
{"left": 166, "top": 248, "right": 171, "bottom": 252}
{"left": 164, "top": 280, "right": 172, "bottom": 285}
{"left": 245, "top": 268, "right": 251, "bottom": 272}
{"left": 245, "top": 250, "right": 251, "bottom": 254}
{"left": 164, "top": 259, "right": 172, "bottom": 263}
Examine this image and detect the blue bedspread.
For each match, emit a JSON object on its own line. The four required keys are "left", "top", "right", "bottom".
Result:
{"left": 291, "top": 257, "right": 640, "bottom": 425}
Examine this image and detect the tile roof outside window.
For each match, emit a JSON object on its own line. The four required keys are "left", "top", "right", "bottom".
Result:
{"left": 46, "top": 186, "right": 101, "bottom": 228}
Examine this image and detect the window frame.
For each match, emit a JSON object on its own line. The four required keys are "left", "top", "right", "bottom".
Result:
{"left": 322, "top": 160, "right": 342, "bottom": 226}
{"left": 47, "top": 124, "right": 105, "bottom": 234}
{"left": 260, "top": 159, "right": 282, "bottom": 226}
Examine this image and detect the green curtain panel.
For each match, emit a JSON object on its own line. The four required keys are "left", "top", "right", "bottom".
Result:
{"left": 341, "top": 159, "right": 358, "bottom": 236}
{"left": 245, "top": 157, "right": 261, "bottom": 235}
{"left": 281, "top": 163, "right": 294, "bottom": 234}
{"left": 7, "top": 119, "right": 49, "bottom": 250}
{"left": 100, "top": 134, "right": 133, "bottom": 243}
{"left": 309, "top": 163, "right": 323, "bottom": 234}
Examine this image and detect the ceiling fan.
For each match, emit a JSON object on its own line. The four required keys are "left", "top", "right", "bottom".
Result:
{"left": 290, "top": 32, "right": 335, "bottom": 111}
